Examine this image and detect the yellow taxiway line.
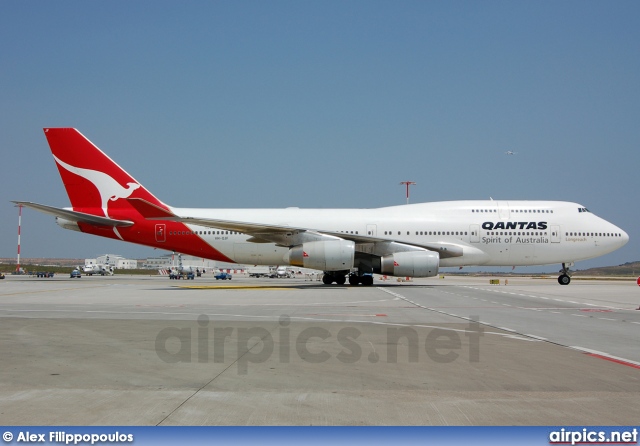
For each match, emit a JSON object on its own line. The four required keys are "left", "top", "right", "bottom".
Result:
{"left": 178, "top": 284, "right": 293, "bottom": 290}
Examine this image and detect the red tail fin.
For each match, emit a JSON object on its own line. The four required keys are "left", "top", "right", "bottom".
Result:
{"left": 43, "top": 128, "right": 168, "bottom": 218}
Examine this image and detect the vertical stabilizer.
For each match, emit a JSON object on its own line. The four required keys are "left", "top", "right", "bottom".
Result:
{"left": 43, "top": 128, "right": 168, "bottom": 218}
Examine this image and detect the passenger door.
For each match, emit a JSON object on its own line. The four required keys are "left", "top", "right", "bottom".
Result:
{"left": 550, "top": 225, "right": 560, "bottom": 243}
{"left": 155, "top": 224, "right": 166, "bottom": 242}
{"left": 470, "top": 224, "right": 480, "bottom": 243}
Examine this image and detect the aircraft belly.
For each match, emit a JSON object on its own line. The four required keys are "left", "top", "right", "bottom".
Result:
{"left": 232, "top": 243, "right": 288, "bottom": 265}
{"left": 509, "top": 244, "right": 535, "bottom": 265}
{"left": 441, "top": 245, "right": 491, "bottom": 267}
{"left": 481, "top": 244, "right": 510, "bottom": 266}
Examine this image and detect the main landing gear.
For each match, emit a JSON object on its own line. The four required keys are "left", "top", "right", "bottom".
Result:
{"left": 322, "top": 272, "right": 374, "bottom": 286}
{"left": 322, "top": 273, "right": 346, "bottom": 285}
{"left": 348, "top": 273, "right": 374, "bottom": 286}
{"left": 558, "top": 262, "right": 572, "bottom": 285}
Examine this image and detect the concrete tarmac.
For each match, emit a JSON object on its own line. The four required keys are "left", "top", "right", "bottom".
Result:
{"left": 1, "top": 274, "right": 639, "bottom": 425}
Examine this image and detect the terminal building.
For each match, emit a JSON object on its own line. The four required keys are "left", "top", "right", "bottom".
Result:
{"left": 85, "top": 254, "right": 138, "bottom": 270}
{"left": 142, "top": 253, "right": 242, "bottom": 272}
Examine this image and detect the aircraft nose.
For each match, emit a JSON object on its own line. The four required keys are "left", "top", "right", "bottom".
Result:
{"left": 620, "top": 228, "right": 630, "bottom": 246}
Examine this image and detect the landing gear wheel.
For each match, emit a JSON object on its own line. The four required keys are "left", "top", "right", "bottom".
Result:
{"left": 348, "top": 274, "right": 360, "bottom": 286}
{"left": 558, "top": 262, "right": 573, "bottom": 285}
{"left": 322, "top": 274, "right": 334, "bottom": 285}
{"left": 361, "top": 275, "right": 374, "bottom": 286}
{"left": 335, "top": 275, "right": 346, "bottom": 285}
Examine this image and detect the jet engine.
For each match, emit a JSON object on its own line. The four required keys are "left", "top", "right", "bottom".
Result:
{"left": 380, "top": 250, "right": 439, "bottom": 277}
{"left": 55, "top": 217, "right": 81, "bottom": 232}
{"left": 287, "top": 240, "right": 355, "bottom": 271}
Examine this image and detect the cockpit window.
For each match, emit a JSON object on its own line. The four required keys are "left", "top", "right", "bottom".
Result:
{"left": 578, "top": 207, "right": 590, "bottom": 213}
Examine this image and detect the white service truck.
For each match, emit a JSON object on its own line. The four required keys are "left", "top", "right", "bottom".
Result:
{"left": 247, "top": 266, "right": 271, "bottom": 278}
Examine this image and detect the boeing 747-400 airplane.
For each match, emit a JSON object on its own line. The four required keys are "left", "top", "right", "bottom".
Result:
{"left": 14, "top": 128, "right": 629, "bottom": 286}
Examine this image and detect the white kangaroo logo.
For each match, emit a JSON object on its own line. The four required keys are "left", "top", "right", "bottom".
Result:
{"left": 53, "top": 155, "right": 141, "bottom": 219}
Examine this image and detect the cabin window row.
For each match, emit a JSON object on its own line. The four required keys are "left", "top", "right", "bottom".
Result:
{"left": 169, "top": 230, "right": 240, "bottom": 235}
{"left": 383, "top": 231, "right": 468, "bottom": 236}
{"left": 471, "top": 209, "right": 553, "bottom": 213}
{"left": 566, "top": 232, "right": 622, "bottom": 237}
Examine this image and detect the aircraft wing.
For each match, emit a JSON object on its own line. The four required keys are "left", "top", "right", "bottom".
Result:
{"left": 12, "top": 201, "right": 134, "bottom": 227}
{"left": 127, "top": 198, "right": 463, "bottom": 258}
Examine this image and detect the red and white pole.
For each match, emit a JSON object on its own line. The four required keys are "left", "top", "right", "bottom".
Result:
{"left": 16, "top": 204, "right": 23, "bottom": 273}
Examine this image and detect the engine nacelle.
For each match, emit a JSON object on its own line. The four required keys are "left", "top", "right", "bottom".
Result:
{"left": 56, "top": 217, "right": 81, "bottom": 232}
{"left": 287, "top": 240, "right": 355, "bottom": 271}
{"left": 381, "top": 250, "right": 439, "bottom": 277}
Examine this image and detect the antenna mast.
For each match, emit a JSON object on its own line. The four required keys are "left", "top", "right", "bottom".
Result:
{"left": 399, "top": 181, "right": 416, "bottom": 205}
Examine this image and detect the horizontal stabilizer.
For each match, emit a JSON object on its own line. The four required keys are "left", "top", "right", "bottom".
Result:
{"left": 126, "top": 198, "right": 177, "bottom": 219}
{"left": 12, "top": 201, "right": 134, "bottom": 227}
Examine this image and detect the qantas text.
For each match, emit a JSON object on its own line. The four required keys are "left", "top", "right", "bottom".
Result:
{"left": 481, "top": 221, "right": 548, "bottom": 230}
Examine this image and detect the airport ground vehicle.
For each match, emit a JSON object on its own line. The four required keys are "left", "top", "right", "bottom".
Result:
{"left": 247, "top": 266, "right": 271, "bottom": 277}
{"left": 70, "top": 270, "right": 82, "bottom": 278}
{"left": 169, "top": 270, "right": 194, "bottom": 280}
{"left": 214, "top": 272, "right": 232, "bottom": 280}
{"left": 83, "top": 264, "right": 113, "bottom": 276}
{"left": 275, "top": 266, "right": 293, "bottom": 278}
{"left": 35, "top": 271, "right": 54, "bottom": 278}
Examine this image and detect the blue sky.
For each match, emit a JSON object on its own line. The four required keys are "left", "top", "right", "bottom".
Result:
{"left": 1, "top": 1, "right": 638, "bottom": 271}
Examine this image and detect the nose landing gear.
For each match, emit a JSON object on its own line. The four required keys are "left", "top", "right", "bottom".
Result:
{"left": 558, "top": 262, "right": 573, "bottom": 285}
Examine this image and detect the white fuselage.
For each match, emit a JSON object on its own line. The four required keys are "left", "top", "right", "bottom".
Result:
{"left": 170, "top": 200, "right": 628, "bottom": 268}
